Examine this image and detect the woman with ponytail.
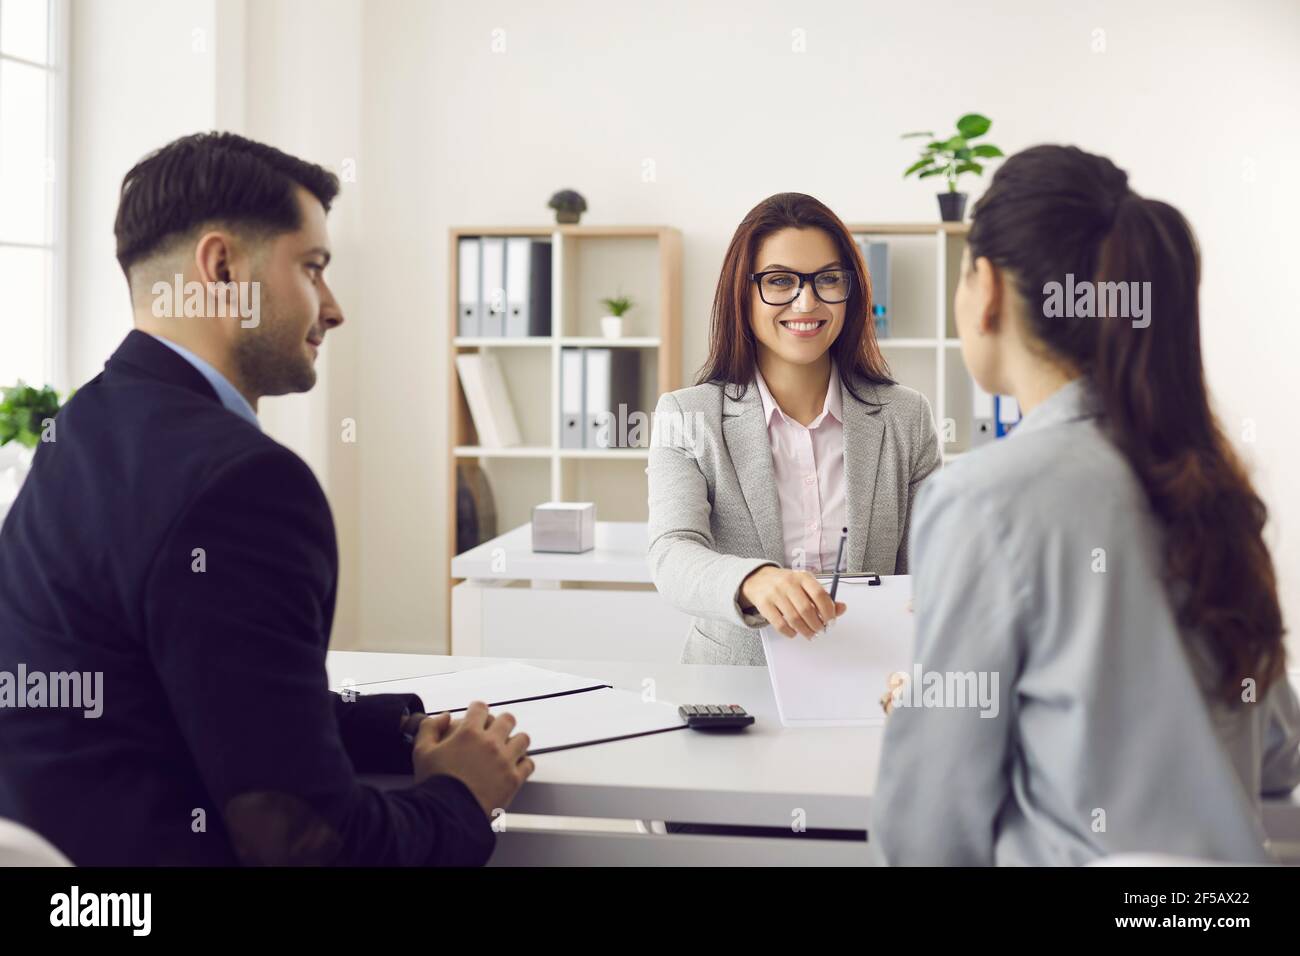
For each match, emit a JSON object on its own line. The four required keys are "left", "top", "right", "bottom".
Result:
{"left": 869, "top": 145, "right": 1300, "bottom": 865}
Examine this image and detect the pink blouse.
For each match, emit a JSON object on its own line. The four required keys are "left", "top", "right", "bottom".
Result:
{"left": 752, "top": 365, "right": 847, "bottom": 574}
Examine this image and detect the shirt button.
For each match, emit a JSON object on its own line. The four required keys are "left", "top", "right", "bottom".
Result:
{"left": 804, "top": 475, "right": 816, "bottom": 485}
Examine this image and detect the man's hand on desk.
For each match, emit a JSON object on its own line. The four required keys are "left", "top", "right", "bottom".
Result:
{"left": 740, "top": 566, "right": 847, "bottom": 639}
{"left": 412, "top": 701, "right": 535, "bottom": 818}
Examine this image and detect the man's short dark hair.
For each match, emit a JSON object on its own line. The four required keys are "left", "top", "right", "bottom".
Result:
{"left": 114, "top": 131, "right": 340, "bottom": 277}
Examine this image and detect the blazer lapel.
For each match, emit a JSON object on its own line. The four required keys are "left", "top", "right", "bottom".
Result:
{"left": 841, "top": 376, "right": 884, "bottom": 573}
{"left": 721, "top": 382, "right": 786, "bottom": 566}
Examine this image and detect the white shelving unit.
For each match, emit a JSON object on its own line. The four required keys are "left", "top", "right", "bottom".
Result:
{"left": 849, "top": 222, "right": 974, "bottom": 460}
{"left": 447, "top": 225, "right": 682, "bottom": 626}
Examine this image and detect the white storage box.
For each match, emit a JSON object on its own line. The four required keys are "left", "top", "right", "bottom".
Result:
{"left": 531, "top": 502, "right": 596, "bottom": 553}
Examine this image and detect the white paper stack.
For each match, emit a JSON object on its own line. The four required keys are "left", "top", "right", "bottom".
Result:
{"left": 760, "top": 575, "right": 915, "bottom": 727}
{"left": 338, "top": 662, "right": 686, "bottom": 754}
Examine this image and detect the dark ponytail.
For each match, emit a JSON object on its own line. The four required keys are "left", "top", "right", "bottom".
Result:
{"left": 968, "top": 145, "right": 1284, "bottom": 705}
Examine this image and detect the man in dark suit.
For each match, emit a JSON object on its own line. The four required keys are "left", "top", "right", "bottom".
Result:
{"left": 0, "top": 132, "right": 532, "bottom": 865}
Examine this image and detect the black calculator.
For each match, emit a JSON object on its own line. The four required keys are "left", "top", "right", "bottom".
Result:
{"left": 678, "top": 704, "right": 755, "bottom": 730}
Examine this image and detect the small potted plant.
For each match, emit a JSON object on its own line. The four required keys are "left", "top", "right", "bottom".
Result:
{"left": 548, "top": 189, "right": 588, "bottom": 224}
{"left": 599, "top": 292, "right": 634, "bottom": 339}
{"left": 902, "top": 113, "right": 1004, "bottom": 222}
{"left": 0, "top": 381, "right": 69, "bottom": 497}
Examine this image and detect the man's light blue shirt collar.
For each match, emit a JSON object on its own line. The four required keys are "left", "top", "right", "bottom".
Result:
{"left": 150, "top": 335, "right": 260, "bottom": 430}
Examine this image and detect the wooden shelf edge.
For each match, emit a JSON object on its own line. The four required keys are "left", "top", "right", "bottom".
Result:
{"left": 558, "top": 448, "right": 651, "bottom": 460}
{"left": 846, "top": 222, "right": 971, "bottom": 235}
{"left": 448, "top": 225, "right": 680, "bottom": 238}
{"left": 454, "top": 446, "right": 552, "bottom": 458}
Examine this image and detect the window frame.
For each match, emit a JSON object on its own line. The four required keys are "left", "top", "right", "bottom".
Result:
{"left": 0, "top": 0, "right": 70, "bottom": 391}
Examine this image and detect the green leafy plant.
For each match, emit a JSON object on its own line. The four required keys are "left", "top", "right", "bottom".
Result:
{"left": 600, "top": 293, "right": 634, "bottom": 317}
{"left": 0, "top": 381, "right": 68, "bottom": 449}
{"left": 902, "top": 113, "right": 1004, "bottom": 193}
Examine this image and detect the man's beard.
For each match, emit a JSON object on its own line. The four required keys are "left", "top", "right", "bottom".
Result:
{"left": 230, "top": 289, "right": 317, "bottom": 398}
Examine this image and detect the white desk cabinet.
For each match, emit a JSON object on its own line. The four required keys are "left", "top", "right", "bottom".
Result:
{"left": 450, "top": 521, "right": 695, "bottom": 662}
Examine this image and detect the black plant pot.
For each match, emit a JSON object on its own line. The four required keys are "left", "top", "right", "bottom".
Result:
{"left": 937, "top": 192, "right": 967, "bottom": 222}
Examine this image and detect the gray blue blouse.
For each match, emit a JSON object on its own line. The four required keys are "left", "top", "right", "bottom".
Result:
{"left": 869, "top": 378, "right": 1300, "bottom": 865}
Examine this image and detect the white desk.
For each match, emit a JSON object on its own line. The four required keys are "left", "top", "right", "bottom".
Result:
{"left": 329, "top": 650, "right": 1300, "bottom": 866}
{"left": 450, "top": 522, "right": 693, "bottom": 662}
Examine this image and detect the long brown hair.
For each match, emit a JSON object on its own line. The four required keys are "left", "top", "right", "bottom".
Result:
{"left": 967, "top": 145, "right": 1285, "bottom": 704}
{"left": 696, "top": 192, "right": 894, "bottom": 404}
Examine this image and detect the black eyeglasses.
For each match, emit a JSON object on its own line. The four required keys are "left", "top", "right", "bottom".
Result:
{"left": 749, "top": 269, "right": 853, "bottom": 306}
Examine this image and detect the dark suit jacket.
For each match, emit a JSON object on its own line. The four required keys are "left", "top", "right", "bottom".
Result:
{"left": 0, "top": 331, "right": 494, "bottom": 866}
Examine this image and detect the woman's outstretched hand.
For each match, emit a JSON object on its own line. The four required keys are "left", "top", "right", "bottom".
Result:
{"left": 739, "top": 566, "right": 847, "bottom": 639}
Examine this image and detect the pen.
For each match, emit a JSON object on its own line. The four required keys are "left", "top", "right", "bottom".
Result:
{"left": 828, "top": 525, "right": 848, "bottom": 606}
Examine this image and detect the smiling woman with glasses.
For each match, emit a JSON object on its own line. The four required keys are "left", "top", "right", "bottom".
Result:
{"left": 646, "top": 192, "right": 942, "bottom": 666}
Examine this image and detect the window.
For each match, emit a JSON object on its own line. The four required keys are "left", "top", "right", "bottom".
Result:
{"left": 0, "top": 0, "right": 66, "bottom": 390}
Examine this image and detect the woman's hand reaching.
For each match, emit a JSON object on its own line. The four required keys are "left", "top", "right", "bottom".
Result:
{"left": 739, "top": 566, "right": 846, "bottom": 639}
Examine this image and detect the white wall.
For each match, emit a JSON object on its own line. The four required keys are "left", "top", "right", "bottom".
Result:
{"left": 354, "top": 0, "right": 1300, "bottom": 653}
{"left": 67, "top": 0, "right": 220, "bottom": 383}
{"left": 241, "top": 0, "right": 365, "bottom": 646}
{"left": 67, "top": 0, "right": 1300, "bottom": 654}
{"left": 67, "top": 0, "right": 366, "bottom": 644}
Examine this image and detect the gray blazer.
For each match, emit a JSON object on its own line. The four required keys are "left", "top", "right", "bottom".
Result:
{"left": 647, "top": 372, "right": 941, "bottom": 665}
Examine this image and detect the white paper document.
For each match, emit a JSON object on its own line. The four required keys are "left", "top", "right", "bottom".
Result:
{"left": 466, "top": 689, "right": 686, "bottom": 753}
{"left": 336, "top": 662, "right": 686, "bottom": 753}
{"left": 340, "top": 662, "right": 607, "bottom": 713}
{"left": 760, "top": 574, "right": 916, "bottom": 727}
